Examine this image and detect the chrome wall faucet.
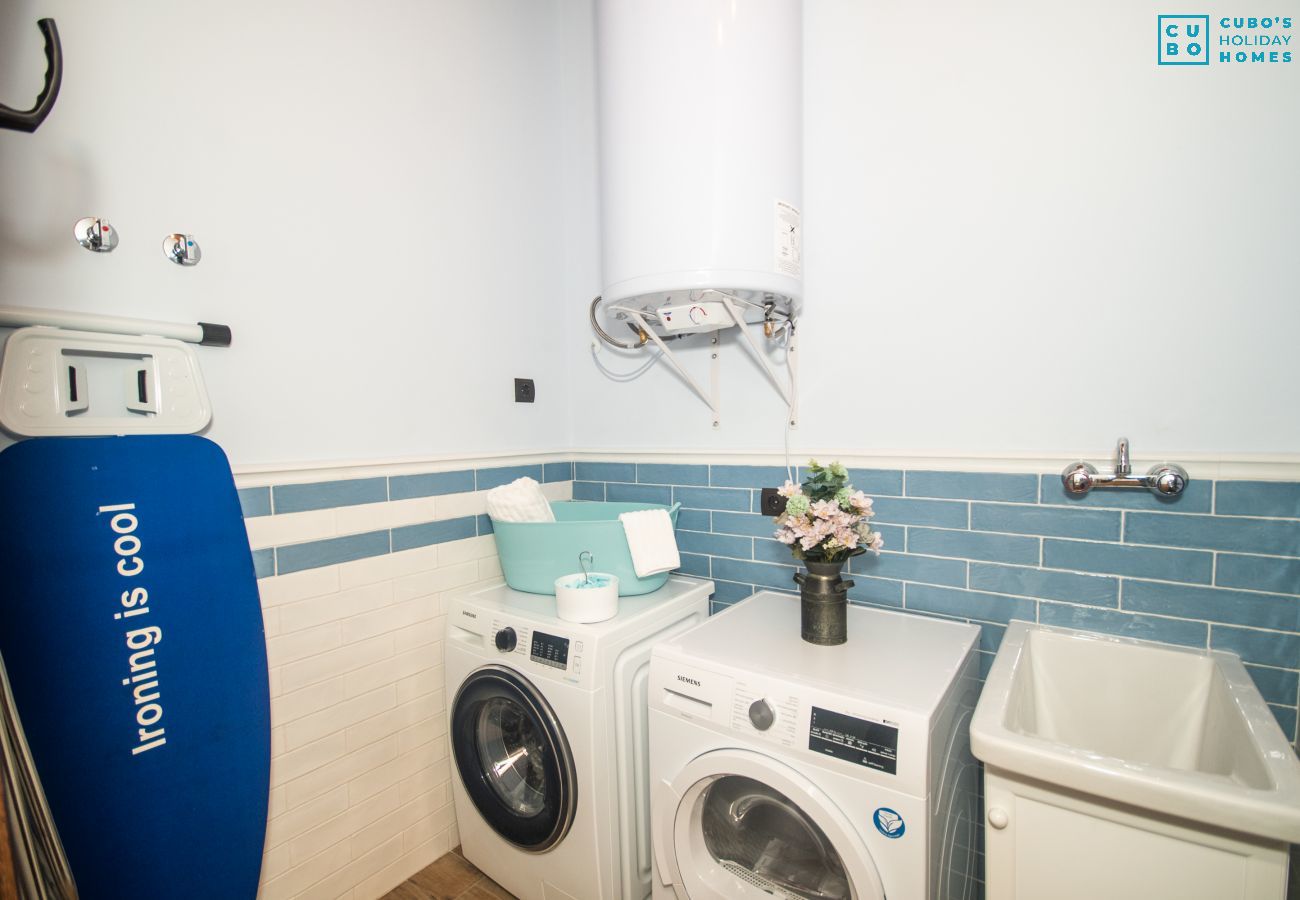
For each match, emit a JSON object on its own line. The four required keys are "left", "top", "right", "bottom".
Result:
{"left": 1061, "top": 438, "right": 1189, "bottom": 498}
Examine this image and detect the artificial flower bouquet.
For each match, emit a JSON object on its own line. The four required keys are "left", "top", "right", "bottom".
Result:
{"left": 774, "top": 459, "right": 883, "bottom": 562}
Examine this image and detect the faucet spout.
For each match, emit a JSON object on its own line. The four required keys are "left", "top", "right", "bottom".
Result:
{"left": 1115, "top": 437, "right": 1131, "bottom": 477}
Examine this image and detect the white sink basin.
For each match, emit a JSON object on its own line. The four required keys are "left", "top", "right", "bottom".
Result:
{"left": 972, "top": 620, "right": 1300, "bottom": 843}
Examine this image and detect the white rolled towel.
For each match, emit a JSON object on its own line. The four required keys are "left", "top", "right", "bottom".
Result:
{"left": 486, "top": 477, "right": 556, "bottom": 523}
{"left": 619, "top": 508, "right": 680, "bottom": 578}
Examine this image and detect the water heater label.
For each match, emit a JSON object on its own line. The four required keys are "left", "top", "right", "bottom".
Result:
{"left": 774, "top": 200, "right": 802, "bottom": 277}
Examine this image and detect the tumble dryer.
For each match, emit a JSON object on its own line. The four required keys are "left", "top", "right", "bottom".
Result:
{"left": 649, "top": 591, "right": 981, "bottom": 900}
{"left": 445, "top": 575, "right": 713, "bottom": 900}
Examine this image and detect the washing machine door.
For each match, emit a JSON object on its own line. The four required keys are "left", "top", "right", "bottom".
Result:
{"left": 450, "top": 664, "right": 577, "bottom": 852}
{"left": 655, "top": 749, "right": 885, "bottom": 900}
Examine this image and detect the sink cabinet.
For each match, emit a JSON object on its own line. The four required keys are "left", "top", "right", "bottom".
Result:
{"left": 983, "top": 767, "right": 1290, "bottom": 900}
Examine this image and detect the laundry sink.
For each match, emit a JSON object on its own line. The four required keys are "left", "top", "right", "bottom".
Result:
{"left": 972, "top": 621, "right": 1300, "bottom": 900}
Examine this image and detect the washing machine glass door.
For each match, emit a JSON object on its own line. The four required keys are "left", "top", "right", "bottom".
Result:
{"left": 663, "top": 749, "right": 885, "bottom": 900}
{"left": 451, "top": 665, "right": 577, "bottom": 852}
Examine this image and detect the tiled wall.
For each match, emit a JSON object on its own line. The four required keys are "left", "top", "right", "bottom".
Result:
{"left": 237, "top": 461, "right": 573, "bottom": 900}
{"left": 572, "top": 461, "right": 1300, "bottom": 742}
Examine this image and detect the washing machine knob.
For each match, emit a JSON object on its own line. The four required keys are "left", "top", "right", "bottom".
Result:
{"left": 748, "top": 699, "right": 775, "bottom": 731}
{"left": 495, "top": 627, "right": 517, "bottom": 653}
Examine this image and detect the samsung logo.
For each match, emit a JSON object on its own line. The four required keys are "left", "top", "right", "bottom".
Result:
{"left": 461, "top": 610, "right": 477, "bottom": 619}
{"left": 676, "top": 675, "right": 701, "bottom": 687}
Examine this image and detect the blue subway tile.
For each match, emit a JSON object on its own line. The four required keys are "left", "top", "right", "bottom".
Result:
{"left": 1037, "top": 602, "right": 1208, "bottom": 648}
{"left": 847, "top": 576, "right": 904, "bottom": 608}
{"left": 391, "top": 517, "right": 476, "bottom": 552}
{"left": 543, "top": 462, "right": 574, "bottom": 483}
{"left": 1122, "top": 580, "right": 1300, "bottom": 631}
{"left": 1126, "top": 512, "right": 1300, "bottom": 557}
{"left": 676, "top": 553, "right": 710, "bottom": 578}
{"left": 276, "top": 531, "right": 390, "bottom": 575}
{"left": 1043, "top": 540, "right": 1212, "bottom": 584}
{"left": 273, "top": 477, "right": 387, "bottom": 514}
{"left": 676, "top": 509, "right": 711, "bottom": 532}
{"left": 678, "top": 530, "right": 752, "bottom": 560}
{"left": 673, "top": 486, "right": 751, "bottom": 512}
{"left": 870, "top": 497, "right": 969, "bottom": 528}
{"left": 575, "top": 461, "right": 636, "bottom": 482}
{"left": 753, "top": 538, "right": 796, "bottom": 565}
{"left": 711, "top": 464, "right": 793, "bottom": 489}
{"left": 572, "top": 481, "right": 606, "bottom": 501}
{"left": 1040, "top": 475, "right": 1212, "bottom": 513}
{"left": 1270, "top": 705, "right": 1297, "bottom": 741}
{"left": 850, "top": 551, "right": 967, "bottom": 588}
{"left": 1211, "top": 625, "right": 1300, "bottom": 669}
{"left": 712, "top": 580, "right": 755, "bottom": 606}
{"left": 251, "top": 548, "right": 275, "bottom": 579}
{"left": 238, "top": 486, "right": 271, "bottom": 518}
{"left": 975, "top": 622, "right": 1008, "bottom": 654}
{"left": 606, "top": 482, "right": 672, "bottom": 505}
{"left": 1216, "top": 481, "right": 1300, "bottom": 519}
{"left": 908, "top": 528, "right": 1039, "bottom": 565}
{"left": 711, "top": 557, "right": 798, "bottom": 592}
{"left": 477, "top": 464, "right": 545, "bottom": 490}
{"left": 845, "top": 468, "right": 904, "bottom": 497}
{"left": 971, "top": 503, "right": 1120, "bottom": 541}
{"left": 907, "top": 471, "right": 1037, "bottom": 503}
{"left": 389, "top": 469, "right": 475, "bottom": 500}
{"left": 1216, "top": 554, "right": 1300, "bottom": 595}
{"left": 476, "top": 514, "right": 494, "bottom": 536}
{"left": 969, "top": 563, "right": 1118, "bottom": 607}
{"left": 1244, "top": 665, "right": 1298, "bottom": 707}
{"left": 905, "top": 584, "right": 1036, "bottom": 626}
{"left": 713, "top": 512, "right": 779, "bottom": 538}
{"left": 637, "top": 463, "right": 709, "bottom": 486}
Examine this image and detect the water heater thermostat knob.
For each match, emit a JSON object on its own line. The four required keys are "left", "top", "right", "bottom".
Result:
{"left": 748, "top": 699, "right": 775, "bottom": 731}
{"left": 495, "top": 627, "right": 517, "bottom": 653}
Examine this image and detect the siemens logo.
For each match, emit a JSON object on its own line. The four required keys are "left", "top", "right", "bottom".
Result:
{"left": 676, "top": 675, "right": 701, "bottom": 687}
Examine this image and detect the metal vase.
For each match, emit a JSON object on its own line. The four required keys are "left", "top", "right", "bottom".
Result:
{"left": 794, "top": 559, "right": 855, "bottom": 646}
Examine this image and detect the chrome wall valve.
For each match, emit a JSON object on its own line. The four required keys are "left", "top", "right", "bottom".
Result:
{"left": 163, "top": 233, "right": 201, "bottom": 266}
{"left": 74, "top": 217, "right": 118, "bottom": 252}
{"left": 1061, "top": 438, "right": 1189, "bottom": 498}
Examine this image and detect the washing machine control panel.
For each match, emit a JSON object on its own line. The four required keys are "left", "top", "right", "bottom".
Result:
{"left": 483, "top": 617, "right": 587, "bottom": 683}
{"left": 529, "top": 630, "right": 570, "bottom": 669}
{"left": 731, "top": 681, "right": 800, "bottom": 746}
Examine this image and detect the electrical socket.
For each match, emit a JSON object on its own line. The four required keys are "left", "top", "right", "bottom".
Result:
{"left": 514, "top": 378, "right": 535, "bottom": 403}
{"left": 759, "top": 487, "right": 787, "bottom": 516}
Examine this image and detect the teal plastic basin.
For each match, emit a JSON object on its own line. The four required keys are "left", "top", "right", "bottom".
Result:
{"left": 492, "top": 501, "right": 681, "bottom": 596}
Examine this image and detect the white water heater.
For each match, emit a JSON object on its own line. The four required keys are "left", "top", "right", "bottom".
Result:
{"left": 596, "top": 0, "right": 803, "bottom": 315}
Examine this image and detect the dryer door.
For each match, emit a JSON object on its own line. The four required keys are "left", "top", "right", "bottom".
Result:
{"left": 657, "top": 749, "right": 886, "bottom": 900}
{"left": 450, "top": 664, "right": 577, "bottom": 852}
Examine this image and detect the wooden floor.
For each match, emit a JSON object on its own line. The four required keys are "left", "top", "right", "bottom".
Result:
{"left": 381, "top": 847, "right": 516, "bottom": 900}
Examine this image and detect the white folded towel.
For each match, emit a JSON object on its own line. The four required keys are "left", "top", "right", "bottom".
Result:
{"left": 486, "top": 477, "right": 556, "bottom": 523}
{"left": 619, "top": 509, "right": 680, "bottom": 578}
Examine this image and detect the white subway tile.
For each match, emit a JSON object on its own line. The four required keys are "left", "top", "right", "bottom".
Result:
{"left": 333, "top": 500, "right": 397, "bottom": 536}
{"left": 270, "top": 732, "right": 348, "bottom": 785}
{"left": 347, "top": 737, "right": 442, "bottom": 805}
{"left": 260, "top": 841, "right": 295, "bottom": 882}
{"left": 389, "top": 545, "right": 440, "bottom": 578}
{"left": 283, "top": 686, "right": 397, "bottom": 752}
{"left": 344, "top": 648, "right": 439, "bottom": 701}
{"left": 266, "top": 622, "right": 342, "bottom": 668}
{"left": 397, "top": 715, "right": 446, "bottom": 756}
{"left": 272, "top": 678, "right": 348, "bottom": 727}
{"left": 306, "top": 834, "right": 405, "bottom": 900}
{"left": 283, "top": 737, "right": 399, "bottom": 810}
{"left": 257, "top": 838, "right": 350, "bottom": 900}
{"left": 338, "top": 554, "right": 396, "bottom": 590}
{"left": 399, "top": 766, "right": 451, "bottom": 805}
{"left": 279, "top": 634, "right": 395, "bottom": 693}
{"left": 268, "top": 785, "right": 287, "bottom": 819}
{"left": 395, "top": 667, "right": 444, "bottom": 705}
{"left": 351, "top": 834, "right": 445, "bottom": 900}
{"left": 259, "top": 566, "right": 341, "bottom": 608}
{"left": 246, "top": 509, "right": 337, "bottom": 551}
{"left": 393, "top": 620, "right": 442, "bottom": 654}
{"left": 386, "top": 497, "right": 440, "bottom": 529}
{"left": 279, "top": 582, "right": 394, "bottom": 635}
{"left": 436, "top": 491, "right": 488, "bottom": 519}
{"left": 340, "top": 596, "right": 439, "bottom": 645}
{"left": 436, "top": 535, "right": 492, "bottom": 566}
{"left": 265, "top": 785, "right": 349, "bottom": 849}
{"left": 271, "top": 726, "right": 286, "bottom": 757}
{"left": 402, "top": 804, "right": 456, "bottom": 853}
{"left": 345, "top": 696, "right": 441, "bottom": 753}
{"left": 391, "top": 570, "right": 443, "bottom": 604}
{"left": 268, "top": 667, "right": 284, "bottom": 698}
{"left": 289, "top": 784, "right": 400, "bottom": 866}
{"left": 477, "top": 556, "right": 503, "bottom": 580}
{"left": 263, "top": 606, "right": 282, "bottom": 638}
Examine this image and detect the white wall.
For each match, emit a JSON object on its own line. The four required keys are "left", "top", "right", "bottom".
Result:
{"left": 568, "top": 0, "right": 1300, "bottom": 459}
{"left": 0, "top": 0, "right": 569, "bottom": 466}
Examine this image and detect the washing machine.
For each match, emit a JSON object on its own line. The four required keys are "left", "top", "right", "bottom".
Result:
{"left": 445, "top": 575, "right": 713, "bottom": 900}
{"left": 648, "top": 591, "right": 982, "bottom": 900}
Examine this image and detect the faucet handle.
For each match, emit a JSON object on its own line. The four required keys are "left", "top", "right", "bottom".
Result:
{"left": 1062, "top": 461, "right": 1098, "bottom": 495}
{"left": 1146, "top": 464, "right": 1188, "bottom": 498}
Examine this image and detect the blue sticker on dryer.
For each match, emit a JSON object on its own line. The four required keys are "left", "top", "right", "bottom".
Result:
{"left": 873, "top": 807, "right": 906, "bottom": 838}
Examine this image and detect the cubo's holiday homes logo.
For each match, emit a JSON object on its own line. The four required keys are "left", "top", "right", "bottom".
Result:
{"left": 1159, "top": 15, "right": 1210, "bottom": 64}
{"left": 1159, "top": 14, "right": 1294, "bottom": 65}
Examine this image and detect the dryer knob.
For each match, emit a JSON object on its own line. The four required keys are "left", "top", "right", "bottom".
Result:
{"left": 748, "top": 699, "right": 775, "bottom": 731}
{"left": 495, "top": 627, "right": 517, "bottom": 653}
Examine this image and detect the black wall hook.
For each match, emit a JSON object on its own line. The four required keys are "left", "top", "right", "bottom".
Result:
{"left": 0, "top": 18, "right": 63, "bottom": 133}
